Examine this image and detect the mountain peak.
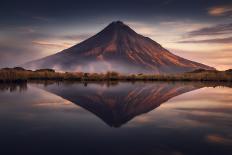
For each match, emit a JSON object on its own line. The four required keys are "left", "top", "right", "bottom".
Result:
{"left": 111, "top": 20, "right": 125, "bottom": 25}
{"left": 107, "top": 21, "right": 129, "bottom": 28}
{"left": 23, "top": 21, "right": 215, "bottom": 73}
{"left": 102, "top": 20, "right": 137, "bottom": 37}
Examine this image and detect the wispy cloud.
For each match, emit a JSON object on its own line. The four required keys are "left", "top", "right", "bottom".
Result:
{"left": 61, "top": 34, "right": 91, "bottom": 41}
{"left": 206, "top": 134, "right": 232, "bottom": 145}
{"left": 32, "top": 40, "right": 72, "bottom": 48}
{"left": 0, "top": 43, "right": 43, "bottom": 67}
{"left": 178, "top": 23, "right": 232, "bottom": 44}
{"left": 178, "top": 36, "right": 232, "bottom": 44}
{"left": 187, "top": 23, "right": 232, "bottom": 36}
{"left": 208, "top": 5, "right": 232, "bottom": 16}
{"left": 171, "top": 48, "right": 232, "bottom": 70}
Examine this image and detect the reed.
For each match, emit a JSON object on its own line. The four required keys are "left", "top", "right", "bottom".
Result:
{"left": 0, "top": 67, "right": 232, "bottom": 82}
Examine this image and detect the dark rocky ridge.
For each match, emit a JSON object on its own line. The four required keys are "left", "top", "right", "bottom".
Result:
{"left": 23, "top": 21, "right": 215, "bottom": 74}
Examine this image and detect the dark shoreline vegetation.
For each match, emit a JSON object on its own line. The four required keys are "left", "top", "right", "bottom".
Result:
{"left": 0, "top": 67, "right": 232, "bottom": 82}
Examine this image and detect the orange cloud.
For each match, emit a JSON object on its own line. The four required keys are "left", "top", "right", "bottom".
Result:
{"left": 171, "top": 48, "right": 232, "bottom": 70}
{"left": 32, "top": 40, "right": 72, "bottom": 48}
{"left": 206, "top": 134, "right": 232, "bottom": 145}
{"left": 208, "top": 5, "right": 232, "bottom": 16}
{"left": 178, "top": 36, "right": 232, "bottom": 44}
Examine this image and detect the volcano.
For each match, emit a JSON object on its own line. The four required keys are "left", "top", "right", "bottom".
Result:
{"left": 38, "top": 82, "right": 201, "bottom": 127}
{"left": 24, "top": 21, "right": 214, "bottom": 73}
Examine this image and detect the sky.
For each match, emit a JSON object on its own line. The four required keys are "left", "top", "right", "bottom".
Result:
{"left": 0, "top": 0, "right": 232, "bottom": 70}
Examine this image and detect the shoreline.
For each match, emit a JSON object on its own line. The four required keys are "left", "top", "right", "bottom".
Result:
{"left": 0, "top": 67, "right": 232, "bottom": 83}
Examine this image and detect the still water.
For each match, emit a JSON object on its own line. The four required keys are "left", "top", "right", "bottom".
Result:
{"left": 0, "top": 82, "right": 232, "bottom": 155}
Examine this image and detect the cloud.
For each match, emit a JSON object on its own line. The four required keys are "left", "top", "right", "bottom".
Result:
{"left": 187, "top": 23, "right": 232, "bottom": 36}
{"left": 171, "top": 48, "right": 232, "bottom": 70}
{"left": 32, "top": 40, "right": 72, "bottom": 48}
{"left": 0, "top": 24, "right": 93, "bottom": 67}
{"left": 61, "top": 34, "right": 91, "bottom": 41}
{"left": 176, "top": 107, "right": 232, "bottom": 115}
{"left": 206, "top": 134, "right": 232, "bottom": 145}
{"left": 0, "top": 44, "right": 43, "bottom": 67}
{"left": 178, "top": 36, "right": 232, "bottom": 44}
{"left": 208, "top": 5, "right": 232, "bottom": 16}
{"left": 178, "top": 23, "right": 232, "bottom": 45}
{"left": 31, "top": 34, "right": 91, "bottom": 52}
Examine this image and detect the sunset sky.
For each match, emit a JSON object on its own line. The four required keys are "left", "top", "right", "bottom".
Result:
{"left": 0, "top": 0, "right": 231, "bottom": 70}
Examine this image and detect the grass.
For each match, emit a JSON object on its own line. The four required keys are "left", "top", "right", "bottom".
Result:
{"left": 0, "top": 67, "right": 232, "bottom": 82}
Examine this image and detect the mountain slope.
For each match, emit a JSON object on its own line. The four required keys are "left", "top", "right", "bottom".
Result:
{"left": 23, "top": 21, "right": 215, "bottom": 73}
{"left": 38, "top": 82, "right": 201, "bottom": 127}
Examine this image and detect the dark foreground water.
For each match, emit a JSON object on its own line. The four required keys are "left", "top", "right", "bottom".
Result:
{"left": 0, "top": 81, "right": 232, "bottom": 155}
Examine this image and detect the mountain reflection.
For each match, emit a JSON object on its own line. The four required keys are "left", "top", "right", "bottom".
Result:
{"left": 0, "top": 82, "right": 231, "bottom": 154}
{"left": 36, "top": 82, "right": 204, "bottom": 127}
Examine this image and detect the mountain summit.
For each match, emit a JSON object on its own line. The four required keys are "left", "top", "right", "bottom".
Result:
{"left": 24, "top": 21, "right": 214, "bottom": 73}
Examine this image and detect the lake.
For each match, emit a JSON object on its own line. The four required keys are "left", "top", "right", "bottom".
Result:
{"left": 0, "top": 81, "right": 231, "bottom": 155}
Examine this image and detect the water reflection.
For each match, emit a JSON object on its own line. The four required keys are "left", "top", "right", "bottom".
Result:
{"left": 0, "top": 82, "right": 27, "bottom": 92}
{"left": 37, "top": 81, "right": 203, "bottom": 127}
{"left": 0, "top": 81, "right": 231, "bottom": 155}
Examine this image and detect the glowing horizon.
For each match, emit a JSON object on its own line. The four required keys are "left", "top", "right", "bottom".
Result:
{"left": 0, "top": 0, "right": 231, "bottom": 70}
